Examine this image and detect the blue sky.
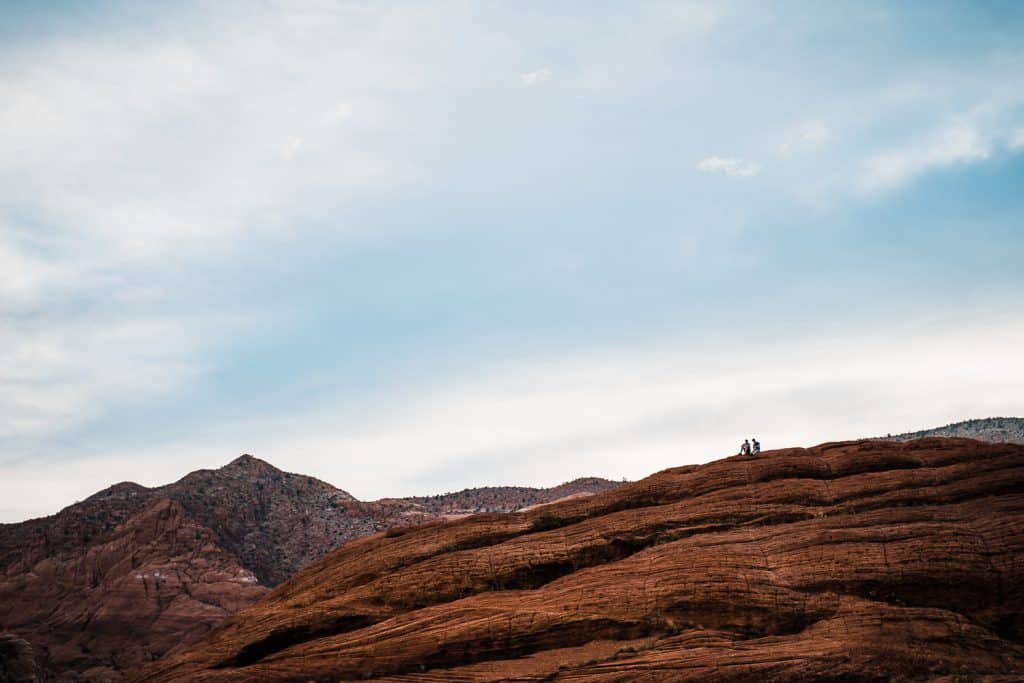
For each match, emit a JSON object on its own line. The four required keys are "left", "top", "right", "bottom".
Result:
{"left": 2, "top": 1, "right": 1023, "bottom": 522}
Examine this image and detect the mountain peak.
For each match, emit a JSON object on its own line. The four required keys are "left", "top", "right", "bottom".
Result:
{"left": 84, "top": 480, "right": 150, "bottom": 502}
{"left": 222, "top": 454, "right": 276, "bottom": 472}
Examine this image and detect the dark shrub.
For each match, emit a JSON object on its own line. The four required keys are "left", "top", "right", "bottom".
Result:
{"left": 531, "top": 512, "right": 566, "bottom": 532}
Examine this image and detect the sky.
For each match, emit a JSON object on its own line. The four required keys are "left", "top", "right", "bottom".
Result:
{"left": 2, "top": 1, "right": 1023, "bottom": 523}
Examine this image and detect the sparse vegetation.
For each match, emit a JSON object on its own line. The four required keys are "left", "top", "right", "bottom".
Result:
{"left": 531, "top": 512, "right": 567, "bottom": 532}
{"left": 884, "top": 417, "right": 1024, "bottom": 444}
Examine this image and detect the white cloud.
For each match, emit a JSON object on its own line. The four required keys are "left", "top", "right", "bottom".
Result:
{"left": 1009, "top": 127, "right": 1024, "bottom": 150}
{"left": 0, "top": 3, "right": 453, "bottom": 265}
{"left": 334, "top": 102, "right": 354, "bottom": 120}
{"left": 520, "top": 68, "right": 551, "bottom": 86}
{"left": 697, "top": 156, "right": 761, "bottom": 177}
{"left": 858, "top": 121, "right": 992, "bottom": 193}
{"left": 781, "top": 121, "right": 831, "bottom": 152}
{"left": 283, "top": 137, "right": 303, "bottom": 160}
{"left": 0, "top": 237, "right": 90, "bottom": 313}
{"left": 0, "top": 314, "right": 221, "bottom": 439}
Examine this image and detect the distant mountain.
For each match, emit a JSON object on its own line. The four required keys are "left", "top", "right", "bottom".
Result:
{"left": 882, "top": 417, "right": 1024, "bottom": 444}
{"left": 381, "top": 477, "right": 623, "bottom": 518}
{"left": 0, "top": 457, "right": 620, "bottom": 681}
{"left": 156, "top": 454, "right": 362, "bottom": 586}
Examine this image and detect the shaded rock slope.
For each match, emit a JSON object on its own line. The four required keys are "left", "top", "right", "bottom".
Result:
{"left": 0, "top": 458, "right": 618, "bottom": 681}
{"left": 0, "top": 632, "right": 42, "bottom": 682}
{"left": 138, "top": 438, "right": 1024, "bottom": 682}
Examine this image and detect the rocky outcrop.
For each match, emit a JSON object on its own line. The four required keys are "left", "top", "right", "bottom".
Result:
{"left": 0, "top": 497, "right": 266, "bottom": 681}
{"left": 158, "top": 454, "right": 362, "bottom": 586}
{"left": 137, "top": 438, "right": 1024, "bottom": 682}
{"left": 0, "top": 456, "right": 619, "bottom": 680}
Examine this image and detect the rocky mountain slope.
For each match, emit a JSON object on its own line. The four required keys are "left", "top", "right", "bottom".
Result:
{"left": 884, "top": 416, "right": 1024, "bottom": 444}
{"left": 0, "top": 458, "right": 618, "bottom": 681}
{"left": 381, "top": 478, "right": 624, "bottom": 518}
{"left": 138, "top": 438, "right": 1024, "bottom": 682}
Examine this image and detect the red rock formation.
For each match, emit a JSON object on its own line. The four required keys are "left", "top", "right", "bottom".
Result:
{"left": 136, "top": 438, "right": 1024, "bottom": 682}
{"left": 0, "top": 496, "right": 267, "bottom": 681}
{"left": 0, "top": 456, "right": 620, "bottom": 680}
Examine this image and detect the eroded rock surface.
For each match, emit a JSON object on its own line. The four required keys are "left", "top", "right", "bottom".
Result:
{"left": 137, "top": 438, "right": 1024, "bottom": 682}
{"left": 0, "top": 456, "right": 618, "bottom": 680}
{"left": 0, "top": 496, "right": 267, "bottom": 681}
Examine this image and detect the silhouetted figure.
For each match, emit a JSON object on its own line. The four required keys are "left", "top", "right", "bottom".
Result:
{"left": 739, "top": 439, "right": 751, "bottom": 457}
{"left": 751, "top": 438, "right": 761, "bottom": 456}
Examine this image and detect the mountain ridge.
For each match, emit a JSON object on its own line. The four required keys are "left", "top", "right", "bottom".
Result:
{"left": 137, "top": 437, "right": 1024, "bottom": 682}
{"left": 0, "top": 456, "right": 620, "bottom": 681}
{"left": 881, "top": 416, "right": 1024, "bottom": 443}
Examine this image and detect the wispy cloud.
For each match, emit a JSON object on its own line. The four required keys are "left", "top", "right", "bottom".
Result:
{"left": 697, "top": 156, "right": 761, "bottom": 177}
{"left": 1009, "top": 127, "right": 1024, "bottom": 150}
{"left": 520, "top": 68, "right": 551, "bottom": 86}
{"left": 283, "top": 137, "right": 304, "bottom": 160}
{"left": 781, "top": 121, "right": 831, "bottom": 152}
{"left": 858, "top": 121, "right": 993, "bottom": 193}
{"left": 0, "top": 314, "right": 217, "bottom": 440}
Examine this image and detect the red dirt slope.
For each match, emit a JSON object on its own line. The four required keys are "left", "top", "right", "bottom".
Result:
{"left": 136, "top": 437, "right": 1024, "bottom": 682}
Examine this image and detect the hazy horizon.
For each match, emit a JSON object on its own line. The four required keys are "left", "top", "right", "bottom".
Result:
{"left": 3, "top": 1, "right": 1024, "bottom": 523}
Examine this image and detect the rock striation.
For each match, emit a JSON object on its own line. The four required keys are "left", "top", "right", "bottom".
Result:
{"left": 0, "top": 494, "right": 267, "bottom": 681}
{"left": 137, "top": 438, "right": 1024, "bottom": 682}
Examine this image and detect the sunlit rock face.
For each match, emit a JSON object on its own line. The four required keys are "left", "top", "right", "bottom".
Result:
{"left": 139, "top": 438, "right": 1024, "bottom": 683}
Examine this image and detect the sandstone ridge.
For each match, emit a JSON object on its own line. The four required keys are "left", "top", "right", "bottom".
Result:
{"left": 138, "top": 438, "right": 1024, "bottom": 682}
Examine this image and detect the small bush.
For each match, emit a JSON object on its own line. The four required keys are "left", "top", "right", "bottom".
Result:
{"left": 531, "top": 512, "right": 566, "bottom": 532}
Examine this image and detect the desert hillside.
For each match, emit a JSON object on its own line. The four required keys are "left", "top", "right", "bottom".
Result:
{"left": 137, "top": 438, "right": 1024, "bottom": 682}
{"left": 0, "top": 458, "right": 618, "bottom": 681}
{"left": 884, "top": 417, "right": 1024, "bottom": 444}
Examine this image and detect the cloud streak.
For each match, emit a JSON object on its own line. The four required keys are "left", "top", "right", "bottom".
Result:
{"left": 697, "top": 156, "right": 761, "bottom": 177}
{"left": 858, "top": 121, "right": 993, "bottom": 193}
{"left": 520, "top": 68, "right": 551, "bottom": 86}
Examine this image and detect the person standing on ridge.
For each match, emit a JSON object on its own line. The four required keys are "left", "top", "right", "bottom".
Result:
{"left": 739, "top": 439, "right": 751, "bottom": 457}
{"left": 751, "top": 438, "right": 761, "bottom": 456}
